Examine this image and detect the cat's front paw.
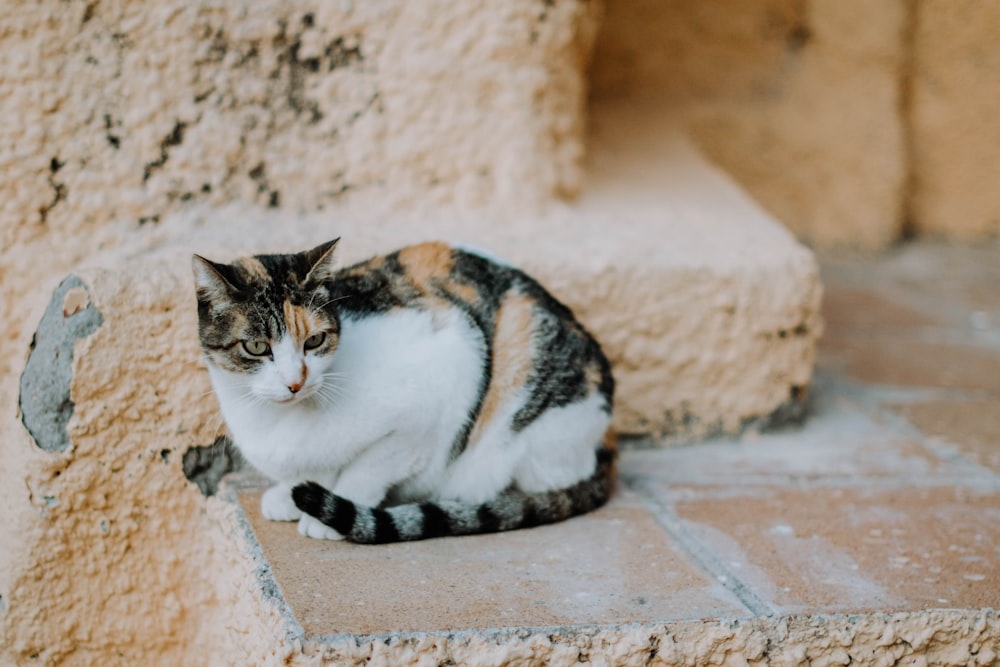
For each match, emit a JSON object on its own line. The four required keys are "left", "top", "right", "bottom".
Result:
{"left": 261, "top": 485, "right": 302, "bottom": 522}
{"left": 298, "top": 514, "right": 345, "bottom": 541}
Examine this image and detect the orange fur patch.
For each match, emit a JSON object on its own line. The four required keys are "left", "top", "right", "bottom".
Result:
{"left": 445, "top": 279, "right": 479, "bottom": 305}
{"left": 343, "top": 255, "right": 385, "bottom": 278}
{"left": 238, "top": 257, "right": 270, "bottom": 281}
{"left": 397, "top": 242, "right": 454, "bottom": 289}
{"left": 601, "top": 427, "right": 618, "bottom": 480}
{"left": 466, "top": 292, "right": 536, "bottom": 448}
{"left": 584, "top": 360, "right": 605, "bottom": 390}
{"left": 603, "top": 427, "right": 618, "bottom": 453}
{"left": 283, "top": 300, "right": 318, "bottom": 343}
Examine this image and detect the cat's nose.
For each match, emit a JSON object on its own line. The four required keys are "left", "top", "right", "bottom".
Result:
{"left": 287, "top": 380, "right": 304, "bottom": 394}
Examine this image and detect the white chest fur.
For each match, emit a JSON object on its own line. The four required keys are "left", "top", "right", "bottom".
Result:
{"left": 208, "top": 307, "right": 484, "bottom": 485}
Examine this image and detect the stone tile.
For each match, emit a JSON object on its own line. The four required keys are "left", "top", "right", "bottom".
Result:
{"left": 891, "top": 400, "right": 1000, "bottom": 474}
{"left": 822, "top": 242, "right": 1000, "bottom": 333}
{"left": 668, "top": 484, "right": 1000, "bottom": 614}
{"left": 621, "top": 393, "right": 943, "bottom": 485}
{"left": 822, "top": 287, "right": 942, "bottom": 333}
{"left": 819, "top": 337, "right": 1000, "bottom": 391}
{"left": 239, "top": 488, "right": 747, "bottom": 637}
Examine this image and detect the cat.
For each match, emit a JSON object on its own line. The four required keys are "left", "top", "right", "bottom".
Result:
{"left": 193, "top": 238, "right": 615, "bottom": 543}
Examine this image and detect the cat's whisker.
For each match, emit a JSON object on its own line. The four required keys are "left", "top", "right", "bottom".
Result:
{"left": 233, "top": 388, "right": 270, "bottom": 410}
{"left": 315, "top": 387, "right": 341, "bottom": 408}
{"left": 310, "top": 294, "right": 352, "bottom": 312}
{"left": 206, "top": 409, "right": 227, "bottom": 432}
{"left": 193, "top": 387, "right": 222, "bottom": 401}
{"left": 316, "top": 377, "right": 346, "bottom": 399}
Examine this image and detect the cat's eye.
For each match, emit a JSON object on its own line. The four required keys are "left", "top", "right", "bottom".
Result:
{"left": 242, "top": 339, "right": 271, "bottom": 356}
{"left": 304, "top": 332, "right": 326, "bottom": 351}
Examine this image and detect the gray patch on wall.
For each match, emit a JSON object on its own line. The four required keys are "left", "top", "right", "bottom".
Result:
{"left": 18, "top": 275, "right": 104, "bottom": 452}
{"left": 183, "top": 435, "right": 246, "bottom": 496}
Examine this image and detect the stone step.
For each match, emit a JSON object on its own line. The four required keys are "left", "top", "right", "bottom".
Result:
{"left": 224, "top": 369, "right": 1000, "bottom": 664}
{"left": 18, "top": 103, "right": 820, "bottom": 458}
{"left": 219, "top": 241, "right": 1000, "bottom": 663}
{"left": 12, "top": 106, "right": 820, "bottom": 664}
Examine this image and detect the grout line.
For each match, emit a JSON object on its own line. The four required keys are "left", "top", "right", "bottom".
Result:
{"left": 820, "top": 372, "right": 1000, "bottom": 485}
{"left": 872, "top": 405, "right": 1000, "bottom": 483}
{"left": 846, "top": 384, "right": 997, "bottom": 406}
{"left": 625, "top": 476, "right": 778, "bottom": 618}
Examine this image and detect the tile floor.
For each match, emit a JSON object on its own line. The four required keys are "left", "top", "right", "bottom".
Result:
{"left": 238, "top": 241, "right": 1000, "bottom": 638}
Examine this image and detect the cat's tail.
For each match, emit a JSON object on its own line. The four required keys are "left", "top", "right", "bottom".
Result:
{"left": 290, "top": 443, "right": 617, "bottom": 544}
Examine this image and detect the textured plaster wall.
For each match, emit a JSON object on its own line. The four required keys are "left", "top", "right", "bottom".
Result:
{"left": 590, "top": 0, "right": 909, "bottom": 252}
{"left": 0, "top": 1, "right": 600, "bottom": 663}
{"left": 910, "top": 0, "right": 1000, "bottom": 240}
{"left": 0, "top": 0, "right": 596, "bottom": 253}
{"left": 591, "top": 0, "right": 1000, "bottom": 250}
{"left": 1, "top": 265, "right": 275, "bottom": 665}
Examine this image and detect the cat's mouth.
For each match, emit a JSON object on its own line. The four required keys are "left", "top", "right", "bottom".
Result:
{"left": 273, "top": 386, "right": 318, "bottom": 404}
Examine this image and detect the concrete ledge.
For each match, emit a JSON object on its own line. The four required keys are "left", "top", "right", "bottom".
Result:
{"left": 238, "top": 609, "right": 1000, "bottom": 666}
{"left": 4, "top": 111, "right": 819, "bottom": 662}
{"left": 222, "top": 342, "right": 1000, "bottom": 664}
{"left": 223, "top": 420, "right": 1000, "bottom": 665}
{"left": 51, "top": 102, "right": 818, "bottom": 439}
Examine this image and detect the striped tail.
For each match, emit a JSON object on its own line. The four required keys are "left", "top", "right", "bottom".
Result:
{"left": 290, "top": 448, "right": 616, "bottom": 544}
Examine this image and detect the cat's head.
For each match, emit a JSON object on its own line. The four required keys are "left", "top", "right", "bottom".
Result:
{"left": 192, "top": 239, "right": 341, "bottom": 405}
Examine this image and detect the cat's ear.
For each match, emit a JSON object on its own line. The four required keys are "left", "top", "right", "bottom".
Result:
{"left": 303, "top": 238, "right": 340, "bottom": 285}
{"left": 192, "top": 255, "right": 238, "bottom": 299}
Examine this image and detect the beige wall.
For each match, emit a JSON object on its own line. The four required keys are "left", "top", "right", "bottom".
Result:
{"left": 0, "top": 0, "right": 596, "bottom": 254}
{"left": 910, "top": 0, "right": 1000, "bottom": 240}
{"left": 590, "top": 0, "right": 909, "bottom": 252}
{"left": 0, "top": 1, "right": 599, "bottom": 663}
{"left": 591, "top": 0, "right": 1000, "bottom": 251}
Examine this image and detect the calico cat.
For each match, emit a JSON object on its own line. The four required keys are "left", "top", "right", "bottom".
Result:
{"left": 193, "top": 239, "right": 615, "bottom": 543}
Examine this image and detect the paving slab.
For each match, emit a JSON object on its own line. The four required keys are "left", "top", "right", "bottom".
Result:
{"left": 666, "top": 483, "right": 1000, "bottom": 614}
{"left": 891, "top": 400, "right": 1000, "bottom": 474}
{"left": 820, "top": 337, "right": 1000, "bottom": 392}
{"left": 620, "top": 391, "right": 948, "bottom": 485}
{"left": 222, "top": 241, "right": 1000, "bottom": 664}
{"left": 238, "top": 486, "right": 747, "bottom": 637}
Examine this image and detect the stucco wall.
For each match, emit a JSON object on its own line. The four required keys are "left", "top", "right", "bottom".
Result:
{"left": 592, "top": 0, "right": 1000, "bottom": 250}
{"left": 590, "top": 0, "right": 909, "bottom": 252}
{"left": 0, "top": 0, "right": 596, "bottom": 253}
{"left": 0, "top": 1, "right": 599, "bottom": 663}
{"left": 910, "top": 0, "right": 1000, "bottom": 240}
{"left": 3, "top": 267, "right": 277, "bottom": 665}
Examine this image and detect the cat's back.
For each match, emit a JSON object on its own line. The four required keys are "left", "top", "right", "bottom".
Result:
{"left": 329, "top": 241, "right": 614, "bottom": 422}
{"left": 328, "top": 241, "right": 511, "bottom": 318}
{"left": 330, "top": 241, "right": 583, "bottom": 328}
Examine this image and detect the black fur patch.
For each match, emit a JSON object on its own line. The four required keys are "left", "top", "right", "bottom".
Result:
{"left": 520, "top": 500, "right": 542, "bottom": 529}
{"left": 419, "top": 503, "right": 453, "bottom": 538}
{"left": 476, "top": 505, "right": 501, "bottom": 534}
{"left": 325, "top": 252, "right": 411, "bottom": 316}
{"left": 292, "top": 482, "right": 356, "bottom": 536}
{"left": 372, "top": 508, "right": 401, "bottom": 543}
